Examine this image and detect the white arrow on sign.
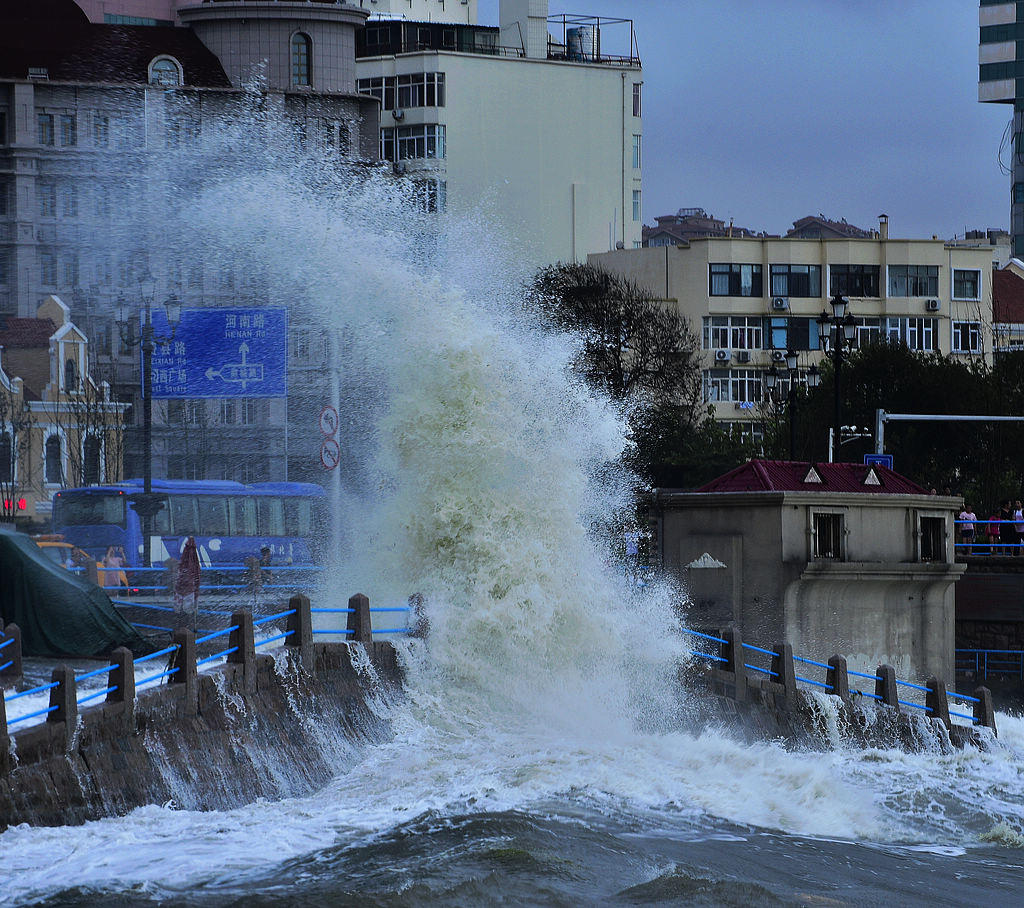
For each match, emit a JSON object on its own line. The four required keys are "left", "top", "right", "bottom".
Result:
{"left": 319, "top": 405, "right": 339, "bottom": 438}
{"left": 320, "top": 437, "right": 341, "bottom": 471}
{"left": 205, "top": 342, "right": 265, "bottom": 391}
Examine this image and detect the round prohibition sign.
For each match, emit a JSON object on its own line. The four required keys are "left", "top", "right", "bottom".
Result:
{"left": 319, "top": 405, "right": 339, "bottom": 438}
{"left": 320, "top": 437, "right": 341, "bottom": 471}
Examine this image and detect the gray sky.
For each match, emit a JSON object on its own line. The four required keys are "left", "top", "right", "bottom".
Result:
{"left": 482, "top": 0, "right": 1009, "bottom": 240}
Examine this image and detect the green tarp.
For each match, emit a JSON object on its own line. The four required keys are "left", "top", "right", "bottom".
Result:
{"left": 0, "top": 527, "right": 150, "bottom": 658}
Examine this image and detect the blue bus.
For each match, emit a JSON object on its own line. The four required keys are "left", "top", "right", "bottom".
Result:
{"left": 52, "top": 479, "right": 327, "bottom": 567}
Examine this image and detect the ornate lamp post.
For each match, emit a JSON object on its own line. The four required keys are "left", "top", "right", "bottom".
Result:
{"left": 816, "top": 295, "right": 857, "bottom": 462}
{"left": 117, "top": 288, "right": 181, "bottom": 567}
{"left": 764, "top": 349, "right": 821, "bottom": 459}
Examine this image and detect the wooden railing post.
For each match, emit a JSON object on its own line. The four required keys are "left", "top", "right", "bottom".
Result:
{"left": 925, "top": 676, "right": 951, "bottom": 729}
{"left": 48, "top": 665, "right": 77, "bottom": 752}
{"left": 229, "top": 610, "right": 256, "bottom": 691}
{"left": 771, "top": 642, "right": 796, "bottom": 699}
{"left": 286, "top": 593, "right": 313, "bottom": 669}
{"left": 827, "top": 655, "right": 850, "bottom": 701}
{"left": 347, "top": 593, "right": 373, "bottom": 644}
{"left": 973, "top": 686, "right": 997, "bottom": 733}
{"left": 170, "top": 628, "right": 197, "bottom": 715}
{"left": 719, "top": 625, "right": 746, "bottom": 702}
{"left": 0, "top": 685, "right": 9, "bottom": 775}
{"left": 875, "top": 664, "right": 899, "bottom": 710}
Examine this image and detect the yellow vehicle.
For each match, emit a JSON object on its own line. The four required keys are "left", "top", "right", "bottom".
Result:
{"left": 31, "top": 535, "right": 128, "bottom": 590}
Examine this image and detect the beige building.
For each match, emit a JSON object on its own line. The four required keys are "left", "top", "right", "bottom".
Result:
{"left": 0, "top": 296, "right": 125, "bottom": 524}
{"left": 659, "top": 459, "right": 964, "bottom": 684}
{"left": 355, "top": 0, "right": 643, "bottom": 263}
{"left": 592, "top": 218, "right": 995, "bottom": 435}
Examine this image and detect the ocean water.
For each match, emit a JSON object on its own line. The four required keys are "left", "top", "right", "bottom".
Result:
{"left": 4, "top": 106, "right": 1024, "bottom": 905}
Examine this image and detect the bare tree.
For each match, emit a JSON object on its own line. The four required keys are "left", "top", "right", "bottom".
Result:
{"left": 0, "top": 380, "right": 35, "bottom": 517}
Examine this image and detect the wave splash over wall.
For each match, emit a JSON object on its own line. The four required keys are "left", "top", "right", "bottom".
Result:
{"left": 6, "top": 105, "right": 1024, "bottom": 902}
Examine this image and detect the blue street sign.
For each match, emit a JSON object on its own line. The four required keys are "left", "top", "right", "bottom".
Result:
{"left": 144, "top": 307, "right": 288, "bottom": 399}
{"left": 864, "top": 453, "right": 894, "bottom": 470}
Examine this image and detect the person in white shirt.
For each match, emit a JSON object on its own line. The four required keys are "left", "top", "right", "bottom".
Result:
{"left": 958, "top": 506, "right": 977, "bottom": 556}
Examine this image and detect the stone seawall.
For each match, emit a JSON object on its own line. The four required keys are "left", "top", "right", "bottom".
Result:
{"left": 0, "top": 640, "right": 402, "bottom": 830}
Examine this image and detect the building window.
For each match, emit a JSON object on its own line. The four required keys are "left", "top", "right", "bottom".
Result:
{"left": 59, "top": 114, "right": 77, "bottom": 146}
{"left": 952, "top": 321, "right": 982, "bottom": 354}
{"left": 394, "top": 72, "right": 446, "bottom": 108}
{"left": 185, "top": 400, "right": 203, "bottom": 425}
{"left": 953, "top": 269, "right": 980, "bottom": 300}
{"left": 62, "top": 254, "right": 79, "bottom": 287}
{"left": 93, "top": 113, "right": 109, "bottom": 147}
{"left": 64, "top": 358, "right": 77, "bottom": 392}
{"left": 812, "top": 512, "right": 843, "bottom": 560}
{"left": 37, "top": 183, "right": 56, "bottom": 217}
{"left": 829, "top": 264, "right": 880, "bottom": 297}
{"left": 889, "top": 264, "right": 938, "bottom": 297}
{"left": 709, "top": 263, "right": 763, "bottom": 297}
{"left": 703, "top": 316, "right": 762, "bottom": 350}
{"left": 291, "top": 33, "right": 312, "bottom": 86}
{"left": 0, "top": 179, "right": 7, "bottom": 215}
{"left": 632, "top": 134, "right": 641, "bottom": 169}
{"left": 920, "top": 516, "right": 945, "bottom": 562}
{"left": 37, "top": 112, "right": 54, "bottom": 145}
{"left": 382, "top": 124, "right": 446, "bottom": 160}
{"left": 61, "top": 185, "right": 78, "bottom": 218}
{"left": 45, "top": 435, "right": 62, "bottom": 484}
{"left": 83, "top": 436, "right": 101, "bottom": 485}
{"left": 850, "top": 316, "right": 881, "bottom": 348}
{"left": 149, "top": 56, "right": 182, "bottom": 86}
{"left": 0, "top": 432, "right": 12, "bottom": 483}
{"left": 632, "top": 189, "right": 641, "bottom": 222}
{"left": 39, "top": 250, "right": 56, "bottom": 285}
{"left": 0, "top": 111, "right": 6, "bottom": 145}
{"left": 885, "top": 317, "right": 937, "bottom": 352}
{"left": 770, "top": 264, "right": 821, "bottom": 298}
{"left": 415, "top": 178, "right": 447, "bottom": 213}
{"left": 632, "top": 82, "right": 642, "bottom": 117}
{"left": 219, "top": 400, "right": 235, "bottom": 424}
{"left": 703, "top": 368, "right": 762, "bottom": 404}
{"left": 0, "top": 249, "right": 8, "bottom": 285}
{"left": 93, "top": 321, "right": 111, "bottom": 356}
{"left": 241, "top": 399, "right": 257, "bottom": 425}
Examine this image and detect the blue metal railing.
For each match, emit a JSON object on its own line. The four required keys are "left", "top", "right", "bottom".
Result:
{"left": 683, "top": 628, "right": 979, "bottom": 725}
{"left": 956, "top": 649, "right": 1024, "bottom": 682}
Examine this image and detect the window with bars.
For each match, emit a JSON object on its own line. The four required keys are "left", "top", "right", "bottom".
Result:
{"left": 812, "top": 513, "right": 843, "bottom": 560}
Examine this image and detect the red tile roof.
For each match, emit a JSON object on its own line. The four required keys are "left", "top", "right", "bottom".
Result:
{"left": 697, "top": 459, "right": 926, "bottom": 495}
{"left": 993, "top": 269, "right": 1024, "bottom": 324}
{"left": 0, "top": 317, "right": 55, "bottom": 348}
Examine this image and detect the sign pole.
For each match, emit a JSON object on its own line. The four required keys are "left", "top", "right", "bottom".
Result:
{"left": 329, "top": 332, "right": 342, "bottom": 563}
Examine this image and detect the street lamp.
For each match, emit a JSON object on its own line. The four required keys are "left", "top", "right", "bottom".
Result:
{"left": 764, "top": 351, "right": 821, "bottom": 459}
{"left": 116, "top": 286, "right": 182, "bottom": 567}
{"left": 816, "top": 295, "right": 856, "bottom": 462}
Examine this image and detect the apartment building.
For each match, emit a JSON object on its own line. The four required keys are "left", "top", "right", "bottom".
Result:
{"left": 591, "top": 218, "right": 995, "bottom": 435}
{"left": 979, "top": 0, "right": 1024, "bottom": 258}
{"left": 0, "top": 0, "right": 379, "bottom": 484}
{"left": 353, "top": 0, "right": 644, "bottom": 264}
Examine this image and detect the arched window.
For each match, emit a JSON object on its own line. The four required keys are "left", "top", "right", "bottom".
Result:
{"left": 83, "top": 436, "right": 101, "bottom": 485}
{"left": 0, "top": 433, "right": 12, "bottom": 483}
{"left": 149, "top": 56, "right": 183, "bottom": 87}
{"left": 45, "top": 435, "right": 62, "bottom": 484}
{"left": 291, "top": 33, "right": 312, "bottom": 86}
{"left": 65, "top": 358, "right": 77, "bottom": 392}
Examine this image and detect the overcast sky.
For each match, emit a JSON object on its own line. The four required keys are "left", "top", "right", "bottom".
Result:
{"left": 481, "top": 0, "right": 1009, "bottom": 240}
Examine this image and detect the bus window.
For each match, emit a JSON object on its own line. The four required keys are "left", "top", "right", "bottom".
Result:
{"left": 55, "top": 493, "right": 126, "bottom": 527}
{"left": 283, "top": 498, "right": 313, "bottom": 537}
{"left": 257, "top": 497, "right": 285, "bottom": 536}
{"left": 153, "top": 499, "right": 171, "bottom": 534}
{"left": 228, "top": 496, "right": 257, "bottom": 536}
{"left": 197, "top": 496, "right": 229, "bottom": 536}
{"left": 171, "top": 495, "right": 197, "bottom": 535}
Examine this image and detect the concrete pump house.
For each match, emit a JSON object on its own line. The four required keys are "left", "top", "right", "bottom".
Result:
{"left": 656, "top": 460, "right": 965, "bottom": 683}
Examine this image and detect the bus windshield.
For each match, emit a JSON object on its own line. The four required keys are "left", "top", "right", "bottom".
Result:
{"left": 56, "top": 494, "right": 126, "bottom": 528}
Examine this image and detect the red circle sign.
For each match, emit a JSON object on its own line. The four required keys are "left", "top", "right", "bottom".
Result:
{"left": 319, "top": 405, "right": 339, "bottom": 438}
{"left": 320, "top": 437, "right": 340, "bottom": 471}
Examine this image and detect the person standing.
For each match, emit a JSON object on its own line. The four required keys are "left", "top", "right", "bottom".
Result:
{"left": 1000, "top": 500, "right": 1015, "bottom": 557}
{"left": 1014, "top": 500, "right": 1024, "bottom": 556}
{"left": 958, "top": 504, "right": 977, "bottom": 556}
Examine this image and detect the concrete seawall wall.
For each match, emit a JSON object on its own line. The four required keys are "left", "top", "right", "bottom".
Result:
{"left": 1, "top": 640, "right": 402, "bottom": 830}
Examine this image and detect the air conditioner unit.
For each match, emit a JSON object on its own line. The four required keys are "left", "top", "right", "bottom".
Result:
{"left": 772, "top": 297, "right": 789, "bottom": 310}
{"left": 736, "top": 350, "right": 751, "bottom": 363}
{"left": 771, "top": 350, "right": 786, "bottom": 362}
{"left": 925, "top": 299, "right": 940, "bottom": 312}
{"left": 392, "top": 109, "right": 405, "bottom": 121}
{"left": 714, "top": 349, "right": 730, "bottom": 363}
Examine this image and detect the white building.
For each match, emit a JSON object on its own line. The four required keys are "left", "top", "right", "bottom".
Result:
{"left": 354, "top": 0, "right": 643, "bottom": 265}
